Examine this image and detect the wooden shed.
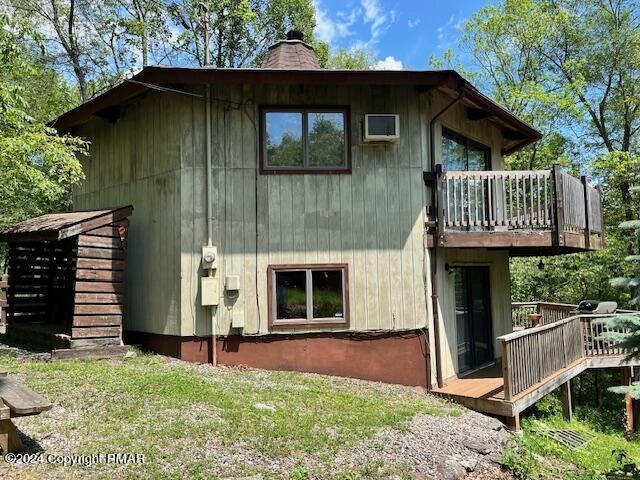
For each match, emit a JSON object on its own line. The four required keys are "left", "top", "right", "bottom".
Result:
{"left": 0, "top": 206, "right": 133, "bottom": 358}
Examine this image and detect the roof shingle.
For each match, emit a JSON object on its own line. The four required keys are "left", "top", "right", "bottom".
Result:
{"left": 260, "top": 40, "right": 321, "bottom": 70}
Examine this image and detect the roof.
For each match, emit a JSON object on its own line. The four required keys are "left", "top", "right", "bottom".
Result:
{"left": 51, "top": 66, "right": 543, "bottom": 155}
{"left": 261, "top": 40, "right": 321, "bottom": 69}
{"left": 0, "top": 206, "right": 133, "bottom": 243}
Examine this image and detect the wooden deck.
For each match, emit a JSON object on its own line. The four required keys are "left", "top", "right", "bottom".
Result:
{"left": 428, "top": 166, "right": 604, "bottom": 255}
{"left": 434, "top": 358, "right": 587, "bottom": 417}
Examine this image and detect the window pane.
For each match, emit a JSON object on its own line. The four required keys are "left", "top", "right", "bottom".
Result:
{"left": 308, "top": 112, "right": 346, "bottom": 167}
{"left": 468, "top": 145, "right": 487, "bottom": 171}
{"left": 442, "top": 134, "right": 467, "bottom": 171}
{"left": 265, "top": 112, "right": 303, "bottom": 167}
{"left": 275, "top": 271, "right": 307, "bottom": 319}
{"left": 312, "top": 270, "right": 344, "bottom": 319}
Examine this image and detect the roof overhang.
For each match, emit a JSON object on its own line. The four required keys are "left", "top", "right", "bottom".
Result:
{"left": 0, "top": 206, "right": 134, "bottom": 243}
{"left": 51, "top": 66, "right": 542, "bottom": 155}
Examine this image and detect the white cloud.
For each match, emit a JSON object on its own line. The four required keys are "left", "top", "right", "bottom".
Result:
{"left": 407, "top": 18, "right": 420, "bottom": 28}
{"left": 373, "top": 56, "right": 403, "bottom": 70}
{"left": 361, "top": 0, "right": 395, "bottom": 44}
{"left": 314, "top": 1, "right": 356, "bottom": 43}
{"left": 436, "top": 14, "right": 467, "bottom": 49}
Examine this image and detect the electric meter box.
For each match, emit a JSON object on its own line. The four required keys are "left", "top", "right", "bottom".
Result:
{"left": 202, "top": 246, "right": 218, "bottom": 269}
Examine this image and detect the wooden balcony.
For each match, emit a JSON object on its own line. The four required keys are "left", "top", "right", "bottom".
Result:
{"left": 428, "top": 165, "right": 604, "bottom": 255}
{"left": 434, "top": 303, "right": 639, "bottom": 424}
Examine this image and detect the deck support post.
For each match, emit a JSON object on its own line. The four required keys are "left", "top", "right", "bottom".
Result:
{"left": 622, "top": 367, "right": 635, "bottom": 434}
{"left": 552, "top": 164, "right": 565, "bottom": 247}
{"left": 505, "top": 413, "right": 521, "bottom": 433}
{"left": 560, "top": 380, "right": 573, "bottom": 422}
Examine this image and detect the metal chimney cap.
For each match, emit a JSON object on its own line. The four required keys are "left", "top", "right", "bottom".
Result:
{"left": 286, "top": 30, "right": 304, "bottom": 41}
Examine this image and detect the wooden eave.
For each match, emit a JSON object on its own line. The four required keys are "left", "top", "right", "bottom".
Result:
{"left": 0, "top": 206, "right": 133, "bottom": 243}
{"left": 50, "top": 67, "right": 542, "bottom": 155}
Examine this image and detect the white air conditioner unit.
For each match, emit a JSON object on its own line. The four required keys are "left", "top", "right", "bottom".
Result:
{"left": 363, "top": 114, "right": 400, "bottom": 142}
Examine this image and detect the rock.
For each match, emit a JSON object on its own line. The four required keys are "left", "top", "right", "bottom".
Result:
{"left": 253, "top": 403, "right": 276, "bottom": 412}
{"left": 485, "top": 416, "right": 507, "bottom": 431}
{"left": 459, "top": 458, "right": 478, "bottom": 472}
{"left": 124, "top": 350, "right": 137, "bottom": 359}
{"left": 486, "top": 451, "right": 504, "bottom": 465}
{"left": 436, "top": 458, "right": 467, "bottom": 480}
{"left": 463, "top": 439, "right": 493, "bottom": 455}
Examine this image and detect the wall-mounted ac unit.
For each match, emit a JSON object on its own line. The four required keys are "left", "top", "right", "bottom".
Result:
{"left": 363, "top": 114, "right": 400, "bottom": 142}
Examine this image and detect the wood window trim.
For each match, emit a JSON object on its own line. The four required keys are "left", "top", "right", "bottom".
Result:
{"left": 267, "top": 263, "right": 350, "bottom": 330}
{"left": 441, "top": 127, "right": 491, "bottom": 170}
{"left": 259, "top": 106, "right": 352, "bottom": 175}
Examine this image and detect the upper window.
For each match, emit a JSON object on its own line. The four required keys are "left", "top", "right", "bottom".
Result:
{"left": 268, "top": 264, "right": 349, "bottom": 328}
{"left": 441, "top": 128, "right": 490, "bottom": 171}
{"left": 260, "top": 108, "right": 350, "bottom": 173}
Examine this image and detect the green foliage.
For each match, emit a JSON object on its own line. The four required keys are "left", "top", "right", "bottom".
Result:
{"left": 506, "top": 371, "right": 638, "bottom": 479}
{"left": 0, "top": 14, "right": 86, "bottom": 270}
{"left": 169, "top": 0, "right": 318, "bottom": 67}
{"left": 326, "top": 48, "right": 376, "bottom": 70}
{"left": 503, "top": 446, "right": 547, "bottom": 479}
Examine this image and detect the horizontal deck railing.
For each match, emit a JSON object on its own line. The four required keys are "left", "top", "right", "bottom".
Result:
{"left": 580, "top": 314, "right": 632, "bottom": 358}
{"left": 511, "top": 302, "right": 576, "bottom": 328}
{"left": 434, "top": 164, "right": 604, "bottom": 249}
{"left": 501, "top": 307, "right": 638, "bottom": 400}
{"left": 499, "top": 315, "right": 584, "bottom": 400}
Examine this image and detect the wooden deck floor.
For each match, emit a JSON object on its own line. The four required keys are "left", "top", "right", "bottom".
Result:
{"left": 433, "top": 358, "right": 587, "bottom": 417}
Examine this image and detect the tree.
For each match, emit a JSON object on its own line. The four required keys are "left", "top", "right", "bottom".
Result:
{"left": 436, "top": 0, "right": 640, "bottom": 307}
{"left": 9, "top": 0, "right": 103, "bottom": 102}
{"left": 169, "top": 0, "right": 318, "bottom": 67}
{"left": 326, "top": 48, "right": 376, "bottom": 70}
{"left": 448, "top": 0, "right": 640, "bottom": 217}
{"left": 600, "top": 186, "right": 640, "bottom": 398}
{"left": 0, "top": 15, "right": 86, "bottom": 269}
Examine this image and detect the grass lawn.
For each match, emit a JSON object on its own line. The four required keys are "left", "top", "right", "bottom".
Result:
{"left": 0, "top": 348, "right": 458, "bottom": 479}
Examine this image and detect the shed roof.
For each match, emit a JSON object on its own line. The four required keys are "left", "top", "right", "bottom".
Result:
{"left": 0, "top": 206, "right": 133, "bottom": 243}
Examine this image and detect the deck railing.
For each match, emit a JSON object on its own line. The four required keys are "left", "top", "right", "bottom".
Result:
{"left": 435, "top": 164, "right": 604, "bottom": 249}
{"left": 501, "top": 308, "right": 638, "bottom": 399}
{"left": 580, "top": 314, "right": 632, "bottom": 357}
{"left": 499, "top": 316, "right": 584, "bottom": 400}
{"left": 511, "top": 302, "right": 576, "bottom": 328}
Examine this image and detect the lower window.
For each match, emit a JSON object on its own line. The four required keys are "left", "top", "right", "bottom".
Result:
{"left": 268, "top": 264, "right": 349, "bottom": 328}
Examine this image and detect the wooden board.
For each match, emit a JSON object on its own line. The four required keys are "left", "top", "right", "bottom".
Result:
{"left": 76, "top": 269, "right": 124, "bottom": 282}
{"left": 74, "top": 293, "right": 124, "bottom": 304}
{"left": 51, "top": 345, "right": 130, "bottom": 361}
{"left": 0, "top": 377, "right": 52, "bottom": 415}
{"left": 71, "top": 326, "right": 121, "bottom": 338}
{"left": 73, "top": 315, "right": 122, "bottom": 327}
{"left": 74, "top": 304, "right": 123, "bottom": 315}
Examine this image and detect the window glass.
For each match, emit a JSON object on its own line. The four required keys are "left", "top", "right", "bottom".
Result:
{"left": 312, "top": 270, "right": 344, "bottom": 319}
{"left": 275, "top": 270, "right": 307, "bottom": 319}
{"left": 308, "top": 112, "right": 345, "bottom": 167}
{"left": 442, "top": 135, "right": 467, "bottom": 171}
{"left": 468, "top": 145, "right": 488, "bottom": 171}
{"left": 265, "top": 112, "right": 303, "bottom": 167}
{"left": 441, "top": 130, "right": 489, "bottom": 171}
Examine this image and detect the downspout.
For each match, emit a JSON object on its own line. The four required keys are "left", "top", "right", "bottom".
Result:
{"left": 205, "top": 84, "right": 217, "bottom": 367}
{"left": 428, "top": 87, "right": 464, "bottom": 389}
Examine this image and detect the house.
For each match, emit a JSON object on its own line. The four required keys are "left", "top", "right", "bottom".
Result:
{"left": 24, "top": 31, "right": 636, "bottom": 429}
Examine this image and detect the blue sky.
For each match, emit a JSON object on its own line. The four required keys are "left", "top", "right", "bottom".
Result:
{"left": 313, "top": 0, "right": 493, "bottom": 69}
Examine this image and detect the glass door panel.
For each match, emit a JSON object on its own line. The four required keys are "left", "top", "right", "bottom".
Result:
{"left": 454, "top": 266, "right": 493, "bottom": 373}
